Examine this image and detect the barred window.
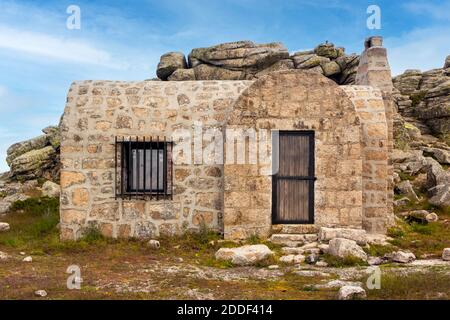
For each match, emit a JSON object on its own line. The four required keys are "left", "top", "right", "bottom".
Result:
{"left": 115, "top": 137, "right": 173, "bottom": 199}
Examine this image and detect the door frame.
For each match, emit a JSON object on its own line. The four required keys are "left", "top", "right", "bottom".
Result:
{"left": 271, "top": 130, "right": 316, "bottom": 224}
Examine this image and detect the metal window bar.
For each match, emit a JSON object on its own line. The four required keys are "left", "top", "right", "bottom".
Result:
{"left": 114, "top": 136, "right": 117, "bottom": 200}
{"left": 143, "top": 136, "right": 146, "bottom": 200}
{"left": 120, "top": 137, "right": 124, "bottom": 198}
{"left": 127, "top": 136, "right": 130, "bottom": 200}
{"left": 170, "top": 142, "right": 173, "bottom": 200}
{"left": 164, "top": 136, "right": 167, "bottom": 199}
{"left": 114, "top": 136, "right": 173, "bottom": 200}
{"left": 156, "top": 136, "right": 160, "bottom": 201}
{"left": 150, "top": 136, "right": 153, "bottom": 201}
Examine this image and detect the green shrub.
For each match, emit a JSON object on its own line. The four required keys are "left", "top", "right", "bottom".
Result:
{"left": 81, "top": 226, "right": 105, "bottom": 243}
{"left": 387, "top": 226, "right": 405, "bottom": 238}
{"left": 410, "top": 222, "right": 437, "bottom": 235}
{"left": 397, "top": 172, "right": 414, "bottom": 181}
{"left": 0, "top": 197, "right": 60, "bottom": 248}
{"left": 10, "top": 197, "right": 59, "bottom": 216}
{"left": 246, "top": 234, "right": 262, "bottom": 245}
{"left": 364, "top": 244, "right": 396, "bottom": 257}
{"left": 322, "top": 254, "right": 368, "bottom": 267}
{"left": 410, "top": 91, "right": 427, "bottom": 108}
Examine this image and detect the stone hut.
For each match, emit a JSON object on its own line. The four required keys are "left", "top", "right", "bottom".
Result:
{"left": 59, "top": 37, "right": 395, "bottom": 240}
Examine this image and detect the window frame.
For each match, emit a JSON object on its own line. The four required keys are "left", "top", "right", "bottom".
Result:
{"left": 115, "top": 137, "right": 173, "bottom": 200}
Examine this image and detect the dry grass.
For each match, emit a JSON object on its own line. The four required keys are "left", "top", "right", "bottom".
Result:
{"left": 0, "top": 196, "right": 335, "bottom": 299}
{"left": 366, "top": 271, "right": 450, "bottom": 300}
{"left": 1, "top": 196, "right": 450, "bottom": 300}
{"left": 391, "top": 193, "right": 450, "bottom": 258}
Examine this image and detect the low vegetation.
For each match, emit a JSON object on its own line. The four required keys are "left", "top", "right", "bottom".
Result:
{"left": 1, "top": 196, "right": 450, "bottom": 299}
{"left": 367, "top": 271, "right": 450, "bottom": 300}
{"left": 0, "top": 197, "right": 59, "bottom": 249}
{"left": 321, "top": 254, "right": 368, "bottom": 267}
{"left": 364, "top": 244, "right": 396, "bottom": 257}
{"left": 388, "top": 217, "right": 450, "bottom": 258}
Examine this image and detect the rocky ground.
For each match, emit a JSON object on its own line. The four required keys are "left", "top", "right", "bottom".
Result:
{"left": 0, "top": 206, "right": 449, "bottom": 300}
{"left": 0, "top": 187, "right": 449, "bottom": 300}
{"left": 0, "top": 41, "right": 449, "bottom": 300}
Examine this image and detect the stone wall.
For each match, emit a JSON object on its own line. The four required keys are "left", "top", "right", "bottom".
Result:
{"left": 354, "top": 36, "right": 396, "bottom": 232}
{"left": 60, "top": 70, "right": 392, "bottom": 240}
{"left": 355, "top": 36, "right": 393, "bottom": 94}
{"left": 60, "top": 80, "right": 251, "bottom": 240}
{"left": 342, "top": 86, "right": 393, "bottom": 233}
{"left": 223, "top": 71, "right": 366, "bottom": 239}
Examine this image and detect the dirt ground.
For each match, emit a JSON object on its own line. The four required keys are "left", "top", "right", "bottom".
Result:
{"left": 1, "top": 240, "right": 450, "bottom": 300}
{"left": 1, "top": 197, "right": 450, "bottom": 300}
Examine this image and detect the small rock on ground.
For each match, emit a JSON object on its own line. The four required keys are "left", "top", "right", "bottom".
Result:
{"left": 147, "top": 240, "right": 160, "bottom": 249}
{"left": 338, "top": 285, "right": 367, "bottom": 300}
{"left": 368, "top": 256, "right": 386, "bottom": 266}
{"left": 295, "top": 270, "right": 331, "bottom": 277}
{"left": 215, "top": 245, "right": 273, "bottom": 266}
{"left": 281, "top": 247, "right": 304, "bottom": 255}
{"left": 23, "top": 256, "right": 32, "bottom": 262}
{"left": 328, "top": 238, "right": 367, "bottom": 261}
{"left": 279, "top": 254, "right": 305, "bottom": 264}
{"left": 442, "top": 248, "right": 450, "bottom": 261}
{"left": 318, "top": 244, "right": 329, "bottom": 254}
{"left": 0, "top": 222, "right": 10, "bottom": 232}
{"left": 0, "top": 251, "right": 9, "bottom": 261}
{"left": 305, "top": 254, "right": 319, "bottom": 264}
{"left": 389, "top": 251, "right": 416, "bottom": 263}
{"left": 34, "top": 290, "right": 47, "bottom": 297}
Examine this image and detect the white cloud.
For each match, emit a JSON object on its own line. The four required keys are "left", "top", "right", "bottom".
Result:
{"left": 385, "top": 26, "right": 450, "bottom": 76}
{"left": 0, "top": 25, "right": 129, "bottom": 69}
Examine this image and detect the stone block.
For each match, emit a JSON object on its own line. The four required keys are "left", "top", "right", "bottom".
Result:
{"left": 72, "top": 188, "right": 89, "bottom": 207}
{"left": 61, "top": 171, "right": 86, "bottom": 188}
{"left": 90, "top": 203, "right": 119, "bottom": 221}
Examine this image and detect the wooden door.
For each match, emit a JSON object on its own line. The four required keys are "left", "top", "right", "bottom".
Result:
{"left": 272, "top": 131, "right": 315, "bottom": 224}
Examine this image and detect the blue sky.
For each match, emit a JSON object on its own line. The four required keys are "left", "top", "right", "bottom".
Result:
{"left": 0, "top": 0, "right": 449, "bottom": 172}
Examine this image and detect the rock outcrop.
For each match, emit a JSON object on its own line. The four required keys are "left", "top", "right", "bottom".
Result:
{"left": 155, "top": 40, "right": 359, "bottom": 85}
{"left": 426, "top": 157, "right": 450, "bottom": 207}
{"left": 6, "top": 126, "right": 60, "bottom": 182}
{"left": 392, "top": 148, "right": 450, "bottom": 208}
{"left": 393, "top": 57, "right": 450, "bottom": 136}
{"left": 41, "top": 181, "right": 61, "bottom": 198}
{"left": 156, "top": 52, "right": 188, "bottom": 80}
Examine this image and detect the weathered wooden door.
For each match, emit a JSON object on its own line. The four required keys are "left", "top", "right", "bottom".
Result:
{"left": 272, "top": 131, "right": 315, "bottom": 224}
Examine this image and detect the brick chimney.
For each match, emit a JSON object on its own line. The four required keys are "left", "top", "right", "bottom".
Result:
{"left": 355, "top": 36, "right": 393, "bottom": 93}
